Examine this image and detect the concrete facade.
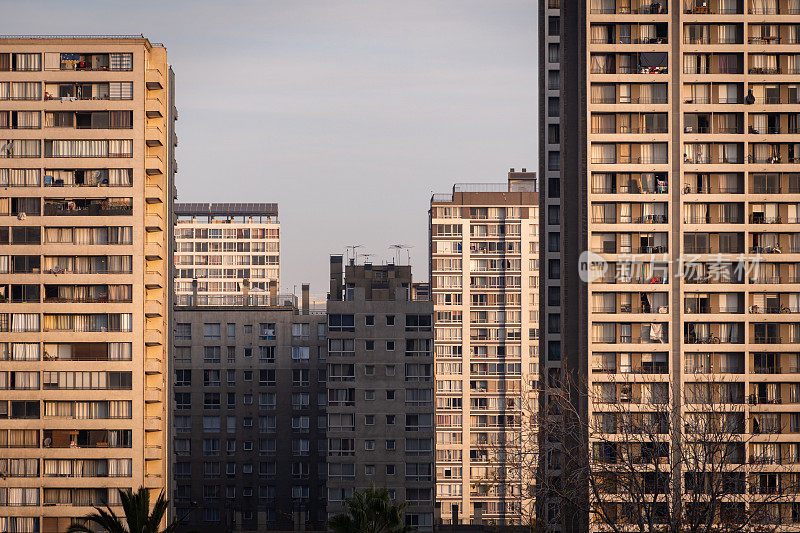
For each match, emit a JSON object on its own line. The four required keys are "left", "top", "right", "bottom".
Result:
{"left": 543, "top": 0, "right": 800, "bottom": 528}
{"left": 0, "top": 36, "right": 175, "bottom": 531}
{"left": 325, "top": 257, "right": 435, "bottom": 530}
{"left": 172, "top": 297, "right": 327, "bottom": 532}
{"left": 429, "top": 171, "right": 539, "bottom": 526}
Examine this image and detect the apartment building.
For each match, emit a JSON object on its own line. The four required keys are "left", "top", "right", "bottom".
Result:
{"left": 326, "top": 256, "right": 435, "bottom": 530}
{"left": 0, "top": 36, "right": 176, "bottom": 532}
{"left": 429, "top": 170, "right": 539, "bottom": 526}
{"left": 173, "top": 288, "right": 327, "bottom": 532}
{"left": 543, "top": 0, "right": 800, "bottom": 528}
{"left": 174, "top": 202, "right": 280, "bottom": 305}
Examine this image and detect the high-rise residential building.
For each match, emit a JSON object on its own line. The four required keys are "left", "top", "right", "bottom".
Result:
{"left": 542, "top": 0, "right": 800, "bottom": 529}
{"left": 172, "top": 288, "right": 328, "bottom": 532}
{"left": 0, "top": 36, "right": 176, "bottom": 532}
{"left": 174, "top": 202, "right": 280, "bottom": 305}
{"left": 429, "top": 170, "right": 539, "bottom": 527}
{"left": 326, "top": 256, "right": 435, "bottom": 531}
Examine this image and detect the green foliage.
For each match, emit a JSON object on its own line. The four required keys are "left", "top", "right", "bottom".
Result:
{"left": 327, "top": 487, "right": 415, "bottom": 533}
{"left": 67, "top": 487, "right": 182, "bottom": 533}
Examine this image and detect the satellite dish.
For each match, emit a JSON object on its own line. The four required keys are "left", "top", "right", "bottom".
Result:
{"left": 43, "top": 438, "right": 52, "bottom": 447}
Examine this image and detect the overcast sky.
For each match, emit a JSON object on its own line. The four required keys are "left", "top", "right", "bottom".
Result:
{"left": 11, "top": 0, "right": 538, "bottom": 295}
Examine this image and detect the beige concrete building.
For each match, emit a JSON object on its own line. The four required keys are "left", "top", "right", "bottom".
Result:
{"left": 174, "top": 202, "right": 280, "bottom": 305}
{"left": 172, "top": 289, "right": 327, "bottom": 532}
{"left": 0, "top": 36, "right": 175, "bottom": 531}
{"left": 542, "top": 0, "right": 800, "bottom": 529}
{"left": 326, "top": 256, "right": 435, "bottom": 530}
{"left": 429, "top": 170, "right": 539, "bottom": 526}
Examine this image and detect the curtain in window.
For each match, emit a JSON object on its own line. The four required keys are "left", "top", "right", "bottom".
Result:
{"left": 15, "top": 111, "right": 40, "bottom": 129}
{"left": 14, "top": 54, "right": 41, "bottom": 71}
{"left": 591, "top": 25, "right": 609, "bottom": 43}
{"left": 684, "top": 203, "right": 708, "bottom": 223}
{"left": 11, "top": 314, "right": 38, "bottom": 332}
{"left": 717, "top": 24, "right": 736, "bottom": 43}
{"left": 109, "top": 53, "right": 133, "bottom": 71}
{"left": 109, "top": 82, "right": 133, "bottom": 100}
{"left": 108, "top": 168, "right": 132, "bottom": 186}
{"left": 9, "top": 82, "right": 41, "bottom": 100}
{"left": 11, "top": 344, "right": 39, "bottom": 361}
{"left": 108, "top": 139, "right": 132, "bottom": 157}
{"left": 720, "top": 143, "right": 739, "bottom": 163}
{"left": 0, "top": 82, "right": 7, "bottom": 100}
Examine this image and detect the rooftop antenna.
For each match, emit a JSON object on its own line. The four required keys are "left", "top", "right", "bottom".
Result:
{"left": 345, "top": 244, "right": 363, "bottom": 266}
{"left": 389, "top": 244, "right": 413, "bottom": 265}
{"left": 358, "top": 252, "right": 374, "bottom": 265}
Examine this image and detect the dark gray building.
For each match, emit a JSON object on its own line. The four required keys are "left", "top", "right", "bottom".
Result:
{"left": 325, "top": 256, "right": 435, "bottom": 530}
{"left": 172, "top": 288, "right": 328, "bottom": 532}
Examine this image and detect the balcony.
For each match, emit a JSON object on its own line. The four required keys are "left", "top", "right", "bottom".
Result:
{"left": 145, "top": 98, "right": 163, "bottom": 118}
{"left": 145, "top": 154, "right": 163, "bottom": 176}
{"left": 144, "top": 328, "right": 162, "bottom": 346}
{"left": 144, "top": 241, "right": 163, "bottom": 260}
{"left": 145, "top": 211, "right": 163, "bottom": 232}
{"left": 145, "top": 445, "right": 162, "bottom": 460}
{"left": 145, "top": 126, "right": 163, "bottom": 147}
{"left": 145, "top": 183, "right": 163, "bottom": 204}
{"left": 144, "top": 387, "right": 162, "bottom": 403}
{"left": 144, "top": 357, "right": 163, "bottom": 374}
{"left": 144, "top": 299, "right": 163, "bottom": 318}
{"left": 145, "top": 68, "right": 164, "bottom": 90}
{"left": 144, "top": 416, "right": 162, "bottom": 432}
{"left": 144, "top": 270, "right": 162, "bottom": 289}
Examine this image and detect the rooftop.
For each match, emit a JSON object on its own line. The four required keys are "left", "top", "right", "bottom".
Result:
{"left": 175, "top": 202, "right": 278, "bottom": 217}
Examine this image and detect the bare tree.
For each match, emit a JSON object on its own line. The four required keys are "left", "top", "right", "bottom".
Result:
{"left": 478, "top": 371, "right": 800, "bottom": 532}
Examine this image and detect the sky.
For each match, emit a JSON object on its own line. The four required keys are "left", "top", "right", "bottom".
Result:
{"left": 10, "top": 0, "right": 538, "bottom": 295}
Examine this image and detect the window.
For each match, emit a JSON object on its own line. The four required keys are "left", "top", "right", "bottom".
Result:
{"left": 386, "top": 440, "right": 396, "bottom": 451}
{"left": 174, "top": 393, "right": 190, "bottom": 410}
{"left": 365, "top": 415, "right": 375, "bottom": 425}
{"left": 365, "top": 365, "right": 375, "bottom": 375}
{"left": 175, "top": 369, "right": 191, "bottom": 387}
{"left": 226, "top": 323, "right": 235, "bottom": 339}
{"left": 259, "top": 346, "right": 275, "bottom": 362}
{"left": 405, "top": 314, "right": 432, "bottom": 331}
{"left": 259, "top": 370, "right": 275, "bottom": 386}
{"left": 365, "top": 390, "right": 375, "bottom": 400}
{"left": 292, "top": 323, "right": 310, "bottom": 340}
{"left": 365, "top": 315, "right": 374, "bottom": 326}
{"left": 203, "top": 438, "right": 220, "bottom": 456}
{"left": 292, "top": 346, "right": 310, "bottom": 361}
{"left": 386, "top": 365, "right": 396, "bottom": 376}
{"left": 365, "top": 440, "right": 375, "bottom": 450}
{"left": 365, "top": 464, "right": 375, "bottom": 475}
{"left": 386, "top": 464, "right": 396, "bottom": 475}
{"left": 386, "top": 341, "right": 395, "bottom": 351}
{"left": 204, "top": 393, "right": 220, "bottom": 410}
{"left": 203, "top": 369, "right": 220, "bottom": 387}
{"left": 203, "top": 508, "right": 221, "bottom": 522}
{"left": 386, "top": 315, "right": 395, "bottom": 326}
{"left": 387, "top": 414, "right": 396, "bottom": 425}
{"left": 328, "top": 314, "right": 355, "bottom": 332}
{"left": 386, "top": 389, "right": 395, "bottom": 400}
{"left": 244, "top": 370, "right": 253, "bottom": 381}
{"left": 204, "top": 323, "right": 221, "bottom": 340}
{"left": 259, "top": 323, "right": 276, "bottom": 340}
{"left": 244, "top": 324, "right": 252, "bottom": 335}
{"left": 176, "top": 323, "right": 191, "bottom": 340}
{"left": 226, "top": 463, "right": 236, "bottom": 475}
{"left": 203, "top": 346, "right": 220, "bottom": 363}
{"left": 259, "top": 392, "right": 276, "bottom": 410}
{"left": 292, "top": 369, "right": 310, "bottom": 386}
{"left": 292, "top": 393, "right": 310, "bottom": 409}
{"left": 365, "top": 340, "right": 374, "bottom": 351}
{"left": 203, "top": 416, "right": 221, "bottom": 432}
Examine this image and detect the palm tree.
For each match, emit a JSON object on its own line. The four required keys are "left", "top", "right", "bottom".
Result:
{"left": 67, "top": 487, "right": 184, "bottom": 533}
{"left": 327, "top": 487, "right": 415, "bottom": 533}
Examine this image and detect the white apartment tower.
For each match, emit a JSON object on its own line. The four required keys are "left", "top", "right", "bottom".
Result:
{"left": 430, "top": 170, "right": 539, "bottom": 526}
